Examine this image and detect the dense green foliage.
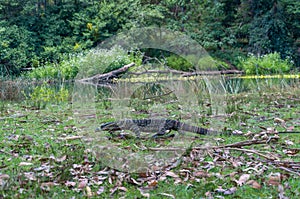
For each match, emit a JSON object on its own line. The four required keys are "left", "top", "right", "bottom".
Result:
{"left": 27, "top": 55, "right": 79, "bottom": 80}
{"left": 166, "top": 54, "right": 194, "bottom": 71}
{"left": 27, "top": 46, "right": 136, "bottom": 80}
{"left": 0, "top": 0, "right": 299, "bottom": 76}
{"left": 238, "top": 52, "right": 293, "bottom": 75}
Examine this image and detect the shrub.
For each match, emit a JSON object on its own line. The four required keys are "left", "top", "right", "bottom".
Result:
{"left": 166, "top": 54, "right": 228, "bottom": 71}
{"left": 197, "top": 56, "right": 229, "bottom": 70}
{"left": 27, "top": 46, "right": 142, "bottom": 80}
{"left": 238, "top": 52, "right": 293, "bottom": 75}
{"left": 75, "top": 46, "right": 132, "bottom": 79}
{"left": 27, "top": 56, "right": 79, "bottom": 81}
{"left": 166, "top": 55, "right": 194, "bottom": 71}
{"left": 0, "top": 25, "right": 34, "bottom": 76}
{"left": 26, "top": 84, "right": 69, "bottom": 109}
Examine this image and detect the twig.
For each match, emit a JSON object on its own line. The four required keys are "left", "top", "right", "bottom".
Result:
{"left": 58, "top": 136, "right": 83, "bottom": 140}
{"left": 278, "top": 166, "right": 300, "bottom": 177}
{"left": 148, "top": 138, "right": 278, "bottom": 152}
{"left": 148, "top": 147, "right": 184, "bottom": 151}
{"left": 0, "top": 150, "right": 14, "bottom": 156}
{"left": 193, "top": 138, "right": 278, "bottom": 149}
{"left": 221, "top": 147, "right": 279, "bottom": 161}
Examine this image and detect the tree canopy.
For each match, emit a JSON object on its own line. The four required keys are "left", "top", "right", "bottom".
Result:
{"left": 0, "top": 0, "right": 299, "bottom": 76}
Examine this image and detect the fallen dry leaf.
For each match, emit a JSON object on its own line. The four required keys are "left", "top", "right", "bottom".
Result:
{"left": 138, "top": 172, "right": 149, "bottom": 178}
{"left": 216, "top": 187, "right": 226, "bottom": 193}
{"left": 40, "top": 182, "right": 58, "bottom": 191}
{"left": 232, "top": 130, "right": 243, "bottom": 135}
{"left": 138, "top": 188, "right": 150, "bottom": 198}
{"left": 165, "top": 171, "right": 179, "bottom": 178}
{"left": 229, "top": 171, "right": 238, "bottom": 178}
{"left": 0, "top": 174, "right": 10, "bottom": 186}
{"left": 205, "top": 191, "right": 213, "bottom": 198}
{"left": 59, "top": 136, "right": 83, "bottom": 140}
{"left": 86, "top": 186, "right": 93, "bottom": 197}
{"left": 274, "top": 118, "right": 285, "bottom": 125}
{"left": 235, "top": 174, "right": 250, "bottom": 186}
{"left": 19, "top": 162, "right": 33, "bottom": 166}
{"left": 284, "top": 140, "right": 294, "bottom": 146}
{"left": 110, "top": 186, "right": 127, "bottom": 195}
{"left": 130, "top": 177, "right": 142, "bottom": 185}
{"left": 232, "top": 160, "right": 243, "bottom": 168}
{"left": 193, "top": 170, "right": 210, "bottom": 178}
{"left": 0, "top": 174, "right": 9, "bottom": 180}
{"left": 65, "top": 181, "right": 76, "bottom": 187}
{"left": 78, "top": 179, "right": 88, "bottom": 189}
{"left": 267, "top": 176, "right": 281, "bottom": 186}
{"left": 246, "top": 180, "right": 262, "bottom": 189}
{"left": 283, "top": 149, "right": 300, "bottom": 156}
{"left": 159, "top": 193, "right": 175, "bottom": 199}
{"left": 174, "top": 177, "right": 182, "bottom": 184}
{"left": 224, "top": 187, "right": 237, "bottom": 195}
{"left": 55, "top": 155, "right": 67, "bottom": 162}
{"left": 286, "top": 126, "right": 295, "bottom": 131}
{"left": 278, "top": 184, "right": 289, "bottom": 199}
{"left": 97, "top": 187, "right": 105, "bottom": 195}
{"left": 118, "top": 187, "right": 128, "bottom": 192}
{"left": 216, "top": 187, "right": 237, "bottom": 195}
{"left": 24, "top": 172, "right": 36, "bottom": 181}
{"left": 148, "top": 180, "right": 158, "bottom": 188}
{"left": 108, "top": 176, "right": 113, "bottom": 184}
{"left": 244, "top": 131, "right": 254, "bottom": 137}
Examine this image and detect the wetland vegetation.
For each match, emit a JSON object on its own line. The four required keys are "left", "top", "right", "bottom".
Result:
{"left": 1, "top": 0, "right": 300, "bottom": 198}
{"left": 1, "top": 77, "right": 300, "bottom": 198}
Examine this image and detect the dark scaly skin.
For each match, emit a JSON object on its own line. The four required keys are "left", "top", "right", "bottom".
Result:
{"left": 97, "top": 119, "right": 219, "bottom": 138}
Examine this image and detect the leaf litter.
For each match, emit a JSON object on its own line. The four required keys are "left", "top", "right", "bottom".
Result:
{"left": 1, "top": 91, "right": 300, "bottom": 198}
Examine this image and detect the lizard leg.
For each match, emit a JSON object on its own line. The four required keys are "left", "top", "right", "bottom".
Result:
{"left": 152, "top": 128, "right": 169, "bottom": 138}
{"left": 129, "top": 125, "right": 141, "bottom": 138}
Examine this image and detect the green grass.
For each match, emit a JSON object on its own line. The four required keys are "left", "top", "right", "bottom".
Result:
{"left": 1, "top": 81, "right": 300, "bottom": 198}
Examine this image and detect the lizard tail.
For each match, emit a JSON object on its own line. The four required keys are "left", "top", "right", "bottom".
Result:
{"left": 178, "top": 122, "right": 209, "bottom": 135}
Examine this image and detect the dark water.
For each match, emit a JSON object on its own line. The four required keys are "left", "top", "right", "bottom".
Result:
{"left": 1, "top": 77, "right": 299, "bottom": 102}
{"left": 224, "top": 77, "right": 300, "bottom": 94}
{"left": 0, "top": 80, "right": 73, "bottom": 102}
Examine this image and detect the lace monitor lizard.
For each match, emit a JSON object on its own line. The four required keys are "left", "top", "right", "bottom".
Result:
{"left": 96, "top": 119, "right": 220, "bottom": 138}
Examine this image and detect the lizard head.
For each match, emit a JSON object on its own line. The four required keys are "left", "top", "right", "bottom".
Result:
{"left": 97, "top": 122, "right": 122, "bottom": 132}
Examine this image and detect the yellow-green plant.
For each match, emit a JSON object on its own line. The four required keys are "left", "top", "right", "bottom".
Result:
{"left": 27, "top": 57, "right": 79, "bottom": 81}
{"left": 238, "top": 52, "right": 293, "bottom": 75}
{"left": 27, "top": 84, "right": 69, "bottom": 108}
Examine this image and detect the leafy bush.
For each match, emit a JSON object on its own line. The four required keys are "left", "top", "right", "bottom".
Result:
{"left": 238, "top": 52, "right": 293, "bottom": 75}
{"left": 197, "top": 56, "right": 229, "bottom": 70}
{"left": 128, "top": 50, "right": 143, "bottom": 67}
{"left": 166, "top": 55, "right": 194, "bottom": 71}
{"left": 75, "top": 46, "right": 133, "bottom": 79}
{"left": 27, "top": 46, "right": 142, "bottom": 80}
{"left": 0, "top": 24, "right": 34, "bottom": 76}
{"left": 26, "top": 84, "right": 69, "bottom": 109}
{"left": 27, "top": 56, "right": 79, "bottom": 81}
{"left": 166, "top": 54, "right": 228, "bottom": 71}
{"left": 211, "top": 49, "right": 246, "bottom": 68}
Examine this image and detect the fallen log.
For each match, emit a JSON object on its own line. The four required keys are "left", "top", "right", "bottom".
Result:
{"left": 78, "top": 62, "right": 135, "bottom": 83}
{"left": 182, "top": 70, "right": 244, "bottom": 77}
{"left": 128, "top": 69, "right": 189, "bottom": 76}
{"left": 78, "top": 62, "right": 243, "bottom": 84}
{"left": 128, "top": 69, "right": 243, "bottom": 76}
